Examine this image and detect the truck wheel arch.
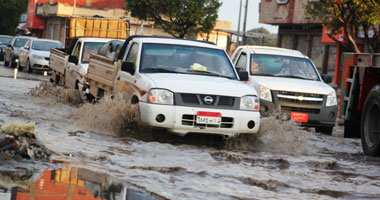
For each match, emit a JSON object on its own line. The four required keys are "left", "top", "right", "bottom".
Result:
{"left": 131, "top": 95, "right": 139, "bottom": 104}
{"left": 361, "top": 84, "right": 380, "bottom": 156}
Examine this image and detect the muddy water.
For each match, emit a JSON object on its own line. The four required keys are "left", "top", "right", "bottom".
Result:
{"left": 1, "top": 75, "right": 380, "bottom": 200}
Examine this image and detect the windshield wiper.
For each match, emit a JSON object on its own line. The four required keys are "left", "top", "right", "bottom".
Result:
{"left": 143, "top": 68, "right": 180, "bottom": 74}
{"left": 252, "top": 72, "right": 274, "bottom": 77}
{"left": 275, "top": 74, "right": 313, "bottom": 80}
{"left": 187, "top": 69, "right": 235, "bottom": 79}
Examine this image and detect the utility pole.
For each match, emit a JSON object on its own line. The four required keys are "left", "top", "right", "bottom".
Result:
{"left": 242, "top": 0, "right": 249, "bottom": 45}
{"left": 237, "top": 0, "right": 242, "bottom": 46}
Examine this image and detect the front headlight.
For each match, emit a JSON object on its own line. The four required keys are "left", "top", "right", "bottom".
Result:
{"left": 326, "top": 92, "right": 337, "bottom": 107}
{"left": 260, "top": 86, "right": 272, "bottom": 102}
{"left": 32, "top": 55, "right": 44, "bottom": 60}
{"left": 240, "top": 95, "right": 260, "bottom": 111}
{"left": 147, "top": 89, "right": 174, "bottom": 105}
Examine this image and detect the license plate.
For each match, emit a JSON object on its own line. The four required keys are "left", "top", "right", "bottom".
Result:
{"left": 291, "top": 112, "right": 309, "bottom": 123}
{"left": 196, "top": 111, "right": 221, "bottom": 125}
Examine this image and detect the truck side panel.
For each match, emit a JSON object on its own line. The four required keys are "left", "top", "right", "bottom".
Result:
{"left": 50, "top": 48, "right": 68, "bottom": 86}
{"left": 87, "top": 54, "right": 120, "bottom": 97}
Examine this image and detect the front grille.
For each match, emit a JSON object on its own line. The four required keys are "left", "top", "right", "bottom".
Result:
{"left": 218, "top": 96, "right": 235, "bottom": 106}
{"left": 278, "top": 97, "right": 323, "bottom": 105}
{"left": 277, "top": 91, "right": 323, "bottom": 98}
{"left": 281, "top": 106, "right": 320, "bottom": 114}
{"left": 276, "top": 90, "right": 324, "bottom": 106}
{"left": 181, "top": 114, "right": 234, "bottom": 128}
{"left": 179, "top": 93, "right": 237, "bottom": 109}
{"left": 181, "top": 94, "right": 200, "bottom": 104}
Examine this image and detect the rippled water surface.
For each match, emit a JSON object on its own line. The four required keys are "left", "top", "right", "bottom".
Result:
{"left": 1, "top": 68, "right": 380, "bottom": 200}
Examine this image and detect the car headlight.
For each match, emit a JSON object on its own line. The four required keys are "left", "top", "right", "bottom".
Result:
{"left": 147, "top": 89, "right": 174, "bottom": 105}
{"left": 260, "top": 86, "right": 272, "bottom": 102}
{"left": 326, "top": 92, "right": 337, "bottom": 107}
{"left": 240, "top": 95, "right": 260, "bottom": 111}
{"left": 32, "top": 55, "right": 44, "bottom": 60}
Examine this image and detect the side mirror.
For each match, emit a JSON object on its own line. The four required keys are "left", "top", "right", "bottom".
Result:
{"left": 121, "top": 61, "right": 135, "bottom": 75}
{"left": 322, "top": 74, "right": 332, "bottom": 84}
{"left": 238, "top": 71, "right": 249, "bottom": 81}
{"left": 68, "top": 55, "right": 78, "bottom": 65}
{"left": 7, "top": 44, "right": 11, "bottom": 48}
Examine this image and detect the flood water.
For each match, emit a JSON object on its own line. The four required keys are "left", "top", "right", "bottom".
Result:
{"left": 1, "top": 64, "right": 380, "bottom": 200}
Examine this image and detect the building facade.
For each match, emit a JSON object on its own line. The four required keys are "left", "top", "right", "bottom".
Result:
{"left": 259, "top": 0, "right": 337, "bottom": 77}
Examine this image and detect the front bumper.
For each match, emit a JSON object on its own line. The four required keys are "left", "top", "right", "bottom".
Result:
{"left": 30, "top": 57, "right": 50, "bottom": 70}
{"left": 260, "top": 99, "right": 337, "bottom": 127}
{"left": 139, "top": 102, "right": 260, "bottom": 136}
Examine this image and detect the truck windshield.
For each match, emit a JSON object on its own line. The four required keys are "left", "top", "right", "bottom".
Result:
{"left": 140, "top": 43, "right": 237, "bottom": 79}
{"left": 250, "top": 54, "right": 320, "bottom": 81}
{"left": 32, "top": 41, "right": 63, "bottom": 51}
{"left": 82, "top": 42, "right": 106, "bottom": 63}
{"left": 14, "top": 38, "right": 28, "bottom": 48}
{"left": 0, "top": 37, "right": 12, "bottom": 45}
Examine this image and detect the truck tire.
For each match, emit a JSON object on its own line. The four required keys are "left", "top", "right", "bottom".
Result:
{"left": 315, "top": 126, "right": 333, "bottom": 136}
{"left": 361, "top": 85, "right": 380, "bottom": 156}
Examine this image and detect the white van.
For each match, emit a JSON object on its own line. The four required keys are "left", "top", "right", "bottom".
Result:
{"left": 231, "top": 46, "right": 337, "bottom": 135}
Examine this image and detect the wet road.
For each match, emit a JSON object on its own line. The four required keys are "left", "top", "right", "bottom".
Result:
{"left": 1, "top": 63, "right": 380, "bottom": 199}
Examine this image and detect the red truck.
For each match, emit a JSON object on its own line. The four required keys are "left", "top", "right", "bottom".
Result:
{"left": 339, "top": 53, "right": 380, "bottom": 156}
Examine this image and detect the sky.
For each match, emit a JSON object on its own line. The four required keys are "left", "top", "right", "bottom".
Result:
{"left": 218, "top": 0, "right": 279, "bottom": 34}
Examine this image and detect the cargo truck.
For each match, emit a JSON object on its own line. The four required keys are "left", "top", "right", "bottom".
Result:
{"left": 339, "top": 53, "right": 380, "bottom": 156}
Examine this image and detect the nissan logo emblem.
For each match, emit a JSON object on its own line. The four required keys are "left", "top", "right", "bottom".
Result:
{"left": 204, "top": 96, "right": 214, "bottom": 104}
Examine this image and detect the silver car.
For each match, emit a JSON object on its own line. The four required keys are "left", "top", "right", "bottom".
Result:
{"left": 18, "top": 38, "right": 63, "bottom": 72}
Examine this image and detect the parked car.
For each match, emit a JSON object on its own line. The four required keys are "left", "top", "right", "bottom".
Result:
{"left": 0, "top": 35, "right": 13, "bottom": 62}
{"left": 4, "top": 36, "right": 35, "bottom": 68}
{"left": 231, "top": 46, "right": 337, "bottom": 135}
{"left": 18, "top": 38, "right": 63, "bottom": 72}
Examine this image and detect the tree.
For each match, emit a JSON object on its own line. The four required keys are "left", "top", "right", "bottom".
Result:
{"left": 125, "top": 0, "right": 222, "bottom": 38}
{"left": 0, "top": 0, "right": 28, "bottom": 35}
{"left": 249, "top": 27, "right": 270, "bottom": 35}
{"left": 305, "top": 0, "right": 380, "bottom": 53}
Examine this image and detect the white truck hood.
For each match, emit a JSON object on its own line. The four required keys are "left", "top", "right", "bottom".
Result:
{"left": 249, "top": 76, "right": 335, "bottom": 95}
{"left": 145, "top": 73, "right": 257, "bottom": 97}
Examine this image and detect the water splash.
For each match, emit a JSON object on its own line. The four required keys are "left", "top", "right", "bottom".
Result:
{"left": 28, "top": 82, "right": 83, "bottom": 106}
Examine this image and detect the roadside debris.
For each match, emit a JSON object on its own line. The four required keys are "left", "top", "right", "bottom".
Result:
{"left": 0, "top": 122, "right": 51, "bottom": 160}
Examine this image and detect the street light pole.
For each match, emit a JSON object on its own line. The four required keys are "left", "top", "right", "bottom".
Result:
{"left": 242, "top": 0, "right": 249, "bottom": 45}
{"left": 237, "top": 0, "right": 242, "bottom": 46}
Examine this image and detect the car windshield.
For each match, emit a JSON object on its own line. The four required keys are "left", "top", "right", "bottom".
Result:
{"left": 139, "top": 43, "right": 237, "bottom": 79}
{"left": 32, "top": 41, "right": 63, "bottom": 51}
{"left": 250, "top": 54, "right": 320, "bottom": 81}
{"left": 82, "top": 42, "right": 106, "bottom": 63}
{"left": 0, "top": 37, "right": 12, "bottom": 45}
{"left": 14, "top": 38, "right": 28, "bottom": 48}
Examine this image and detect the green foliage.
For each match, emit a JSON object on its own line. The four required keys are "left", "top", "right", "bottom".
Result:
{"left": 0, "top": 0, "right": 28, "bottom": 35}
{"left": 305, "top": 0, "right": 380, "bottom": 53}
{"left": 125, "top": 0, "right": 222, "bottom": 38}
{"left": 249, "top": 27, "right": 270, "bottom": 35}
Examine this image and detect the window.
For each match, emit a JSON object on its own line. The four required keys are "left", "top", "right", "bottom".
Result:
{"left": 123, "top": 43, "right": 139, "bottom": 72}
{"left": 24, "top": 40, "right": 31, "bottom": 49}
{"left": 235, "top": 53, "right": 247, "bottom": 72}
{"left": 81, "top": 42, "right": 105, "bottom": 63}
{"left": 72, "top": 42, "right": 82, "bottom": 59}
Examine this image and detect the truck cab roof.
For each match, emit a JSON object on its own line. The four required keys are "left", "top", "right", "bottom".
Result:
{"left": 235, "top": 45, "right": 306, "bottom": 58}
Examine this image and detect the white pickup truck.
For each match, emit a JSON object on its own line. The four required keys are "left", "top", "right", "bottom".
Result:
{"left": 232, "top": 46, "right": 337, "bottom": 135}
{"left": 86, "top": 36, "right": 261, "bottom": 136}
{"left": 50, "top": 37, "right": 118, "bottom": 90}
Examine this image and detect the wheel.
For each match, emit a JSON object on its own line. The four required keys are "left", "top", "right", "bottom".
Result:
{"left": 361, "top": 86, "right": 380, "bottom": 156}
{"left": 315, "top": 126, "right": 333, "bottom": 135}
{"left": 17, "top": 60, "right": 23, "bottom": 71}
{"left": 4, "top": 55, "right": 9, "bottom": 66}
{"left": 26, "top": 59, "right": 33, "bottom": 73}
